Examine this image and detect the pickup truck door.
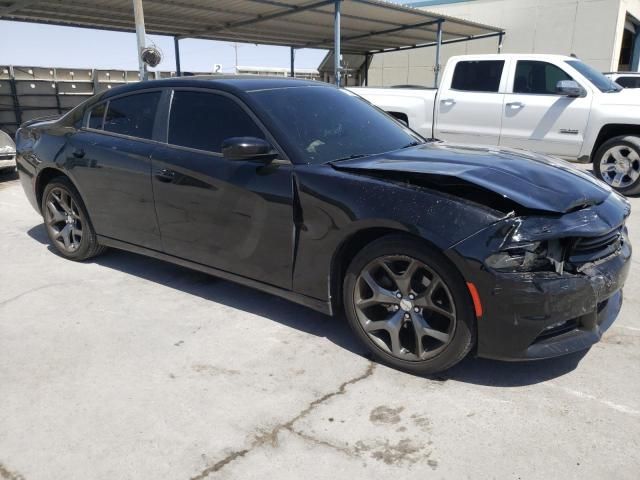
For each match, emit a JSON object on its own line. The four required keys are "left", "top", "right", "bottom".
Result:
{"left": 499, "top": 60, "right": 591, "bottom": 158}
{"left": 434, "top": 59, "right": 507, "bottom": 144}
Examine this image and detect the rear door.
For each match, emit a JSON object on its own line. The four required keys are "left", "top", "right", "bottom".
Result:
{"left": 66, "top": 90, "right": 163, "bottom": 249}
{"left": 435, "top": 58, "right": 507, "bottom": 144}
{"left": 499, "top": 60, "right": 592, "bottom": 158}
{"left": 150, "top": 89, "right": 294, "bottom": 289}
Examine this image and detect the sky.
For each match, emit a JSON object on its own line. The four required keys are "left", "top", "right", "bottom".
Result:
{"left": 0, "top": 1, "right": 427, "bottom": 72}
{"left": 0, "top": 20, "right": 329, "bottom": 73}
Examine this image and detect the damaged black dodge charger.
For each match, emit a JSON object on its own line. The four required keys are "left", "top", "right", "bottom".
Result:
{"left": 15, "top": 77, "right": 631, "bottom": 374}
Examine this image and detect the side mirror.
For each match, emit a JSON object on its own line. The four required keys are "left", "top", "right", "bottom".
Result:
{"left": 556, "top": 80, "right": 584, "bottom": 97}
{"left": 221, "top": 137, "right": 277, "bottom": 161}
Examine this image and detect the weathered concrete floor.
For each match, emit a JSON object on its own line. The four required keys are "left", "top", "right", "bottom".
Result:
{"left": 1, "top": 169, "right": 639, "bottom": 480}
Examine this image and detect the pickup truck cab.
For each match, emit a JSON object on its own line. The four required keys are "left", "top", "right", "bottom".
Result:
{"left": 351, "top": 54, "right": 640, "bottom": 194}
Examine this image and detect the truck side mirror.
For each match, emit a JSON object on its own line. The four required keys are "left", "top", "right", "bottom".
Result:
{"left": 556, "top": 80, "right": 585, "bottom": 97}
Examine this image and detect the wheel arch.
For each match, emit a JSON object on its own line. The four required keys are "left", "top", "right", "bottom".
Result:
{"left": 590, "top": 124, "right": 640, "bottom": 161}
{"left": 35, "top": 167, "right": 76, "bottom": 213}
{"left": 329, "top": 227, "right": 443, "bottom": 315}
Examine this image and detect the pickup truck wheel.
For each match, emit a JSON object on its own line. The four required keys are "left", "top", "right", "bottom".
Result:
{"left": 343, "top": 235, "right": 475, "bottom": 375}
{"left": 594, "top": 136, "right": 640, "bottom": 195}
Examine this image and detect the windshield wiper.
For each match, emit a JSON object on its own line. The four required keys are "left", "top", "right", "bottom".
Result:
{"left": 331, "top": 153, "right": 371, "bottom": 163}
{"left": 400, "top": 140, "right": 422, "bottom": 149}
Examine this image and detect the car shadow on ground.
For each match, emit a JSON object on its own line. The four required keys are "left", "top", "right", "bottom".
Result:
{"left": 27, "top": 223, "right": 587, "bottom": 388}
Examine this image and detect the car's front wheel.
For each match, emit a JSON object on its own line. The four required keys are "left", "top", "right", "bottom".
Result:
{"left": 343, "top": 235, "right": 475, "bottom": 375}
{"left": 41, "top": 177, "right": 105, "bottom": 261}
{"left": 593, "top": 136, "right": 640, "bottom": 195}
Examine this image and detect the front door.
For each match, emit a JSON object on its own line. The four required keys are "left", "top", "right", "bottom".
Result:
{"left": 500, "top": 60, "right": 592, "bottom": 158}
{"left": 151, "top": 89, "right": 294, "bottom": 289}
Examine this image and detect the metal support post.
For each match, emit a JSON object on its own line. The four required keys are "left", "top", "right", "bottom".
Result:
{"left": 334, "top": 0, "right": 341, "bottom": 87}
{"left": 290, "top": 47, "right": 295, "bottom": 77}
{"left": 434, "top": 19, "right": 443, "bottom": 88}
{"left": 497, "top": 31, "right": 504, "bottom": 53}
{"left": 132, "top": 0, "right": 148, "bottom": 81}
{"left": 174, "top": 36, "right": 182, "bottom": 76}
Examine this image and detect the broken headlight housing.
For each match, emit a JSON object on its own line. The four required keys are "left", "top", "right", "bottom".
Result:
{"left": 485, "top": 241, "right": 560, "bottom": 273}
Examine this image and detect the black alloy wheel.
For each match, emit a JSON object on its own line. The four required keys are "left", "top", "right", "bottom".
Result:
{"left": 41, "top": 177, "right": 105, "bottom": 261}
{"left": 344, "top": 235, "right": 475, "bottom": 374}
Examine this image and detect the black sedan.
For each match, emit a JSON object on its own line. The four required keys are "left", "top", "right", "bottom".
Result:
{"left": 15, "top": 77, "right": 631, "bottom": 374}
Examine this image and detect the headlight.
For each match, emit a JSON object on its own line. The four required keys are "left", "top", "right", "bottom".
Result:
{"left": 485, "top": 241, "right": 554, "bottom": 272}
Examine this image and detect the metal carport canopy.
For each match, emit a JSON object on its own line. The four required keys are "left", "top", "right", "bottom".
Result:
{"left": 0, "top": 0, "right": 503, "bottom": 84}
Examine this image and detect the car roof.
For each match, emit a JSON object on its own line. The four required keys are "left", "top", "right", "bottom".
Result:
{"left": 99, "top": 75, "right": 331, "bottom": 100}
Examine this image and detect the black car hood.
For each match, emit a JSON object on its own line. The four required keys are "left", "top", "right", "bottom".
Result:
{"left": 331, "top": 142, "right": 612, "bottom": 214}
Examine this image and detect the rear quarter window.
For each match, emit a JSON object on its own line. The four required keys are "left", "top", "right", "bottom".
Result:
{"left": 103, "top": 92, "right": 161, "bottom": 140}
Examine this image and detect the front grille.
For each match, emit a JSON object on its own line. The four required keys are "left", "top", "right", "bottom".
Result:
{"left": 0, "top": 153, "right": 15, "bottom": 161}
{"left": 567, "top": 227, "right": 623, "bottom": 265}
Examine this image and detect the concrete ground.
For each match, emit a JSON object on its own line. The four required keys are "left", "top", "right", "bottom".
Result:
{"left": 0, "top": 166, "right": 639, "bottom": 480}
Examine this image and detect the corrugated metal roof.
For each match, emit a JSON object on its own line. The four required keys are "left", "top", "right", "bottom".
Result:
{"left": 0, "top": 0, "right": 503, "bottom": 54}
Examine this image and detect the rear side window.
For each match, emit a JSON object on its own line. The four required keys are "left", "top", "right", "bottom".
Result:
{"left": 513, "top": 61, "right": 572, "bottom": 94}
{"left": 615, "top": 76, "right": 640, "bottom": 88}
{"left": 103, "top": 92, "right": 161, "bottom": 139}
{"left": 88, "top": 103, "right": 106, "bottom": 129}
{"left": 451, "top": 60, "right": 504, "bottom": 92}
{"left": 168, "top": 91, "right": 264, "bottom": 153}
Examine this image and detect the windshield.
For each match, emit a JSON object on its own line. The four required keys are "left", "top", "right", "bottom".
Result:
{"left": 249, "top": 86, "right": 422, "bottom": 164}
{"left": 566, "top": 60, "right": 622, "bottom": 92}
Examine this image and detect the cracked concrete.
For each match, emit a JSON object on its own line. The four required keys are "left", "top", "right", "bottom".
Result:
{"left": 191, "top": 364, "right": 375, "bottom": 479}
{"left": 1, "top": 166, "right": 640, "bottom": 480}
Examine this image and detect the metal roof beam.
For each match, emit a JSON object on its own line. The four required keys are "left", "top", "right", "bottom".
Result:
{"left": 0, "top": 0, "right": 40, "bottom": 15}
{"left": 365, "top": 31, "right": 505, "bottom": 54}
{"left": 303, "top": 17, "right": 441, "bottom": 49}
{"left": 179, "top": 0, "right": 334, "bottom": 39}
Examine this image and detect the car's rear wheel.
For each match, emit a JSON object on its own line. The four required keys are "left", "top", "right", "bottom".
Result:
{"left": 593, "top": 136, "right": 640, "bottom": 195}
{"left": 42, "top": 177, "right": 105, "bottom": 261}
{"left": 343, "top": 235, "right": 475, "bottom": 375}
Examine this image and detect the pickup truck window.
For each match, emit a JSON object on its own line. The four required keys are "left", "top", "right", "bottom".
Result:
{"left": 566, "top": 60, "right": 621, "bottom": 92}
{"left": 451, "top": 60, "right": 504, "bottom": 93}
{"left": 513, "top": 61, "right": 572, "bottom": 95}
{"left": 612, "top": 76, "right": 640, "bottom": 88}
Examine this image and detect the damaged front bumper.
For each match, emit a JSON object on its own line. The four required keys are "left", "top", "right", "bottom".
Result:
{"left": 447, "top": 193, "right": 632, "bottom": 361}
{"left": 476, "top": 246, "right": 629, "bottom": 360}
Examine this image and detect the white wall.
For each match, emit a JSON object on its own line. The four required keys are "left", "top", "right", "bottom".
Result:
{"left": 367, "top": 0, "right": 625, "bottom": 87}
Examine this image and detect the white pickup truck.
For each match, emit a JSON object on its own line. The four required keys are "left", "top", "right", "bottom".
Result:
{"left": 351, "top": 54, "right": 640, "bottom": 195}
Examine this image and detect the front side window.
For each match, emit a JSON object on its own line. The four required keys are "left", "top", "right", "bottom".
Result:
{"left": 513, "top": 61, "right": 572, "bottom": 94}
{"left": 102, "top": 91, "right": 161, "bottom": 139}
{"left": 168, "top": 91, "right": 265, "bottom": 153}
{"left": 451, "top": 60, "right": 504, "bottom": 92}
{"left": 87, "top": 103, "right": 106, "bottom": 129}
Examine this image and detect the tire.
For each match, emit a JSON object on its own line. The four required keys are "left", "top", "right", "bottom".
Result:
{"left": 41, "top": 177, "right": 106, "bottom": 261}
{"left": 343, "top": 234, "right": 475, "bottom": 375}
{"left": 593, "top": 135, "right": 640, "bottom": 195}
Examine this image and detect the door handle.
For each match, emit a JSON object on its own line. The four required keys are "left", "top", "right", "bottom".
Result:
{"left": 72, "top": 148, "right": 85, "bottom": 158}
{"left": 155, "top": 168, "right": 176, "bottom": 182}
{"left": 506, "top": 102, "right": 524, "bottom": 109}
{"left": 440, "top": 98, "right": 456, "bottom": 105}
